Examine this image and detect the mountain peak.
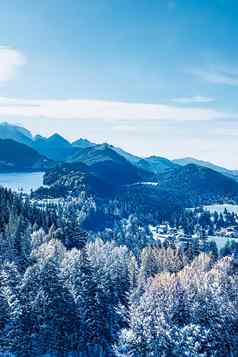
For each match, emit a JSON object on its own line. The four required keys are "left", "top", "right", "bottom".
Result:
{"left": 72, "top": 138, "right": 96, "bottom": 149}
{"left": 47, "top": 133, "right": 71, "bottom": 145}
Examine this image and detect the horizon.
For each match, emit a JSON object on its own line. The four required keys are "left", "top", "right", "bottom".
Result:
{"left": 0, "top": 1, "right": 238, "bottom": 168}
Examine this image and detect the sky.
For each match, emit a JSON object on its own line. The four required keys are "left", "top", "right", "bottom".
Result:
{"left": 0, "top": 0, "right": 238, "bottom": 168}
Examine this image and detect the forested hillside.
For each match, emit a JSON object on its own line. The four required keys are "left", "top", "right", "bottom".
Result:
{"left": 158, "top": 164, "right": 238, "bottom": 206}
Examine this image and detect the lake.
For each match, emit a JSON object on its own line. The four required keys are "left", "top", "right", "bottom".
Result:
{"left": 0, "top": 172, "right": 44, "bottom": 194}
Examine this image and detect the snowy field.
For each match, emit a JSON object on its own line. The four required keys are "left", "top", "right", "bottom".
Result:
{"left": 204, "top": 204, "right": 238, "bottom": 214}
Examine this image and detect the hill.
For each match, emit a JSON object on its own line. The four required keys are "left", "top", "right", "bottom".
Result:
{"left": 0, "top": 139, "right": 54, "bottom": 172}
{"left": 158, "top": 163, "right": 238, "bottom": 206}
{"left": 36, "top": 162, "right": 114, "bottom": 198}
{"left": 174, "top": 157, "right": 238, "bottom": 182}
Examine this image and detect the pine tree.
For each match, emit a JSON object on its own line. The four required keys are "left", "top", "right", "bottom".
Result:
{"left": 0, "top": 262, "right": 32, "bottom": 357}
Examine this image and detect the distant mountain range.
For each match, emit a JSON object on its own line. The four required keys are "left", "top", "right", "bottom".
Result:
{"left": 1, "top": 122, "right": 238, "bottom": 208}
{"left": 1, "top": 121, "right": 237, "bottom": 180}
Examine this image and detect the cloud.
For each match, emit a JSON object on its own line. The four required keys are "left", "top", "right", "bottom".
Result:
{"left": 0, "top": 47, "right": 26, "bottom": 82}
{"left": 172, "top": 96, "right": 215, "bottom": 104}
{"left": 192, "top": 68, "right": 238, "bottom": 86}
{"left": 0, "top": 97, "right": 231, "bottom": 123}
{"left": 0, "top": 97, "right": 231, "bottom": 122}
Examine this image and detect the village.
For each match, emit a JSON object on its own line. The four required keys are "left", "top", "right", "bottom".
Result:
{"left": 149, "top": 222, "right": 238, "bottom": 252}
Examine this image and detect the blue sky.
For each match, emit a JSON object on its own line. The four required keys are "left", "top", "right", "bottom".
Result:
{"left": 0, "top": 0, "right": 238, "bottom": 168}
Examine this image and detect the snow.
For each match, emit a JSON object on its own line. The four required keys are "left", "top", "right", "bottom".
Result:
{"left": 128, "top": 181, "right": 159, "bottom": 187}
{"left": 203, "top": 204, "right": 238, "bottom": 214}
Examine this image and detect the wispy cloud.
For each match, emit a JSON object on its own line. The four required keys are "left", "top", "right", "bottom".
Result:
{"left": 192, "top": 68, "right": 238, "bottom": 86}
{"left": 0, "top": 97, "right": 231, "bottom": 122}
{"left": 172, "top": 96, "right": 215, "bottom": 104}
{"left": 0, "top": 47, "right": 26, "bottom": 82}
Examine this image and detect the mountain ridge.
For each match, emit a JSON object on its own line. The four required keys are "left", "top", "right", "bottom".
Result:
{"left": 68, "top": 143, "right": 154, "bottom": 186}
{"left": 174, "top": 157, "right": 238, "bottom": 182}
{"left": 0, "top": 122, "right": 237, "bottom": 182}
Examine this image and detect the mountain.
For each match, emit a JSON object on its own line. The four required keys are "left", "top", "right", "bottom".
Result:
{"left": 106, "top": 146, "right": 178, "bottom": 175}
{"left": 0, "top": 122, "right": 33, "bottom": 146}
{"left": 174, "top": 157, "right": 238, "bottom": 182}
{"left": 158, "top": 163, "right": 238, "bottom": 206}
{"left": 74, "top": 142, "right": 142, "bottom": 165}
{"left": 137, "top": 156, "right": 179, "bottom": 174}
{"left": 69, "top": 143, "right": 154, "bottom": 186}
{"left": 0, "top": 139, "right": 54, "bottom": 172}
{"left": 72, "top": 138, "right": 96, "bottom": 149}
{"left": 33, "top": 133, "right": 77, "bottom": 161}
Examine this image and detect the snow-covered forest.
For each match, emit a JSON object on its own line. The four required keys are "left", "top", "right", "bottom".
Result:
{"left": 0, "top": 187, "right": 238, "bottom": 357}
